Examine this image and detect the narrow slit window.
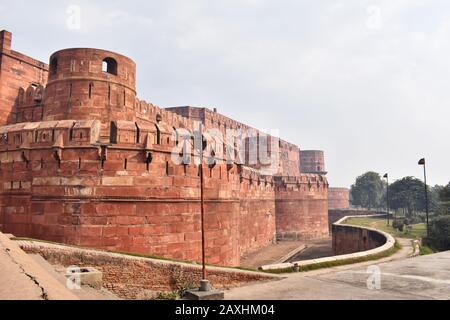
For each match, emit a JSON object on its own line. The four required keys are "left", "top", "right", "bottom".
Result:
{"left": 89, "top": 83, "right": 94, "bottom": 99}
{"left": 155, "top": 125, "right": 161, "bottom": 145}
{"left": 135, "top": 123, "right": 140, "bottom": 144}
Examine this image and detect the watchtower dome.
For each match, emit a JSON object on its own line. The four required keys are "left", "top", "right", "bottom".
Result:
{"left": 43, "top": 48, "right": 137, "bottom": 125}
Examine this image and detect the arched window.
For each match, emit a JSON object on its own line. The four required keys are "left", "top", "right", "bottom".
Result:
{"left": 102, "top": 57, "right": 118, "bottom": 75}
{"left": 50, "top": 58, "right": 58, "bottom": 75}
{"left": 173, "top": 127, "right": 179, "bottom": 146}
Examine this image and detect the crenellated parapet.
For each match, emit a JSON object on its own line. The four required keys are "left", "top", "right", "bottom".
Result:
{"left": 0, "top": 120, "right": 101, "bottom": 151}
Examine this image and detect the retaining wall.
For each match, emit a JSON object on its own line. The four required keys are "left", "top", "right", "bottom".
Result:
{"left": 18, "top": 240, "right": 278, "bottom": 300}
{"left": 260, "top": 215, "right": 395, "bottom": 272}
{"left": 332, "top": 219, "right": 387, "bottom": 255}
{"left": 328, "top": 209, "right": 386, "bottom": 231}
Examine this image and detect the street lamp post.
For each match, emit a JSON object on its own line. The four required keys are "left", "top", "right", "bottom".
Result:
{"left": 198, "top": 133, "right": 216, "bottom": 293}
{"left": 199, "top": 162, "right": 208, "bottom": 287}
{"left": 418, "top": 158, "right": 430, "bottom": 237}
{"left": 184, "top": 128, "right": 225, "bottom": 300}
{"left": 383, "top": 173, "right": 390, "bottom": 226}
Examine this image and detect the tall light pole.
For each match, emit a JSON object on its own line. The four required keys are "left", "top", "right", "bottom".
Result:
{"left": 383, "top": 173, "right": 390, "bottom": 226}
{"left": 198, "top": 131, "right": 216, "bottom": 292}
{"left": 418, "top": 158, "right": 430, "bottom": 237}
{"left": 199, "top": 162, "right": 207, "bottom": 286}
{"left": 184, "top": 127, "right": 224, "bottom": 300}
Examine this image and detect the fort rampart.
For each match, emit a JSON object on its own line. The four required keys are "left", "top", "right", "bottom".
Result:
{"left": 0, "top": 30, "right": 329, "bottom": 266}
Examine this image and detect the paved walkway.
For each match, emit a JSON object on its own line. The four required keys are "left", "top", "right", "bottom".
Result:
{"left": 226, "top": 240, "right": 450, "bottom": 300}
{"left": 0, "top": 233, "right": 78, "bottom": 300}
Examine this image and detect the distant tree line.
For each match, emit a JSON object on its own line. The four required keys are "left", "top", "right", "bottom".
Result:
{"left": 350, "top": 171, "right": 447, "bottom": 216}
{"left": 350, "top": 171, "right": 450, "bottom": 250}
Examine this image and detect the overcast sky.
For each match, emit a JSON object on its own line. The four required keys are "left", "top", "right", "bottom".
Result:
{"left": 1, "top": 0, "right": 449, "bottom": 188}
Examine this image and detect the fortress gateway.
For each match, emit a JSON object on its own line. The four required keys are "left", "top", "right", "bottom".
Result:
{"left": 0, "top": 30, "right": 329, "bottom": 266}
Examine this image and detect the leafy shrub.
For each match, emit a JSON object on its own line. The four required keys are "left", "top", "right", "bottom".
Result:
{"left": 393, "top": 219, "right": 404, "bottom": 232}
{"left": 419, "top": 245, "right": 434, "bottom": 255}
{"left": 426, "top": 216, "right": 450, "bottom": 251}
{"left": 154, "top": 291, "right": 180, "bottom": 300}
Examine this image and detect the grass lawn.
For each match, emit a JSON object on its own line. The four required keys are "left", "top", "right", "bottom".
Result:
{"left": 344, "top": 216, "right": 426, "bottom": 239}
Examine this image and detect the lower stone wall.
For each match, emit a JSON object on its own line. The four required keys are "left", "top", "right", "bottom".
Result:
{"left": 332, "top": 223, "right": 387, "bottom": 255}
{"left": 238, "top": 197, "right": 276, "bottom": 256}
{"left": 328, "top": 188, "right": 350, "bottom": 210}
{"left": 276, "top": 185, "right": 329, "bottom": 241}
{"left": 19, "top": 241, "right": 276, "bottom": 300}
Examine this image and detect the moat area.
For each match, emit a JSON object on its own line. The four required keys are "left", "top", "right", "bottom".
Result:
{"left": 239, "top": 238, "right": 333, "bottom": 270}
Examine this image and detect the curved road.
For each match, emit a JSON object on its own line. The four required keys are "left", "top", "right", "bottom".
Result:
{"left": 226, "top": 239, "right": 450, "bottom": 300}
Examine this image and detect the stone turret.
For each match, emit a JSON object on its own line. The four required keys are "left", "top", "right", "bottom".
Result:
{"left": 43, "top": 48, "right": 137, "bottom": 138}
{"left": 300, "top": 150, "right": 327, "bottom": 175}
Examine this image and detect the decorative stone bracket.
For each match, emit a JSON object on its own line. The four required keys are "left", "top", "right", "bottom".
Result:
{"left": 144, "top": 133, "right": 153, "bottom": 164}
{"left": 52, "top": 134, "right": 64, "bottom": 161}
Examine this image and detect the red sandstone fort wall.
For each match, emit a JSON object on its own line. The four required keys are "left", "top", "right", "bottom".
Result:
{"left": 275, "top": 175, "right": 329, "bottom": 241}
{"left": 0, "top": 31, "right": 330, "bottom": 267}
{"left": 0, "top": 31, "right": 48, "bottom": 126}
{"left": 328, "top": 187, "right": 350, "bottom": 210}
{"left": 0, "top": 119, "right": 279, "bottom": 266}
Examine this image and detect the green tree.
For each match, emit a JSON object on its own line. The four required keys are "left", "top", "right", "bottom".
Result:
{"left": 437, "top": 183, "right": 450, "bottom": 215}
{"left": 350, "top": 172, "right": 385, "bottom": 209}
{"left": 428, "top": 216, "right": 450, "bottom": 251}
{"left": 388, "top": 177, "right": 426, "bottom": 218}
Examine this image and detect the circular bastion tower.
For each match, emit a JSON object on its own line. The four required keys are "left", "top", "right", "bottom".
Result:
{"left": 299, "top": 150, "right": 327, "bottom": 175}
{"left": 43, "top": 48, "right": 137, "bottom": 138}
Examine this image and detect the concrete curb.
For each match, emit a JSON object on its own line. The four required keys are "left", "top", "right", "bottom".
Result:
{"left": 273, "top": 244, "right": 307, "bottom": 265}
{"left": 260, "top": 215, "right": 395, "bottom": 271}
